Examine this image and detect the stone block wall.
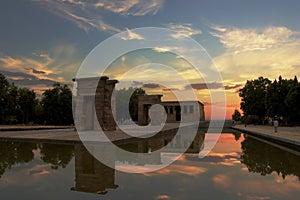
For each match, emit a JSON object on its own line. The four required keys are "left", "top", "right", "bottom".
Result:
{"left": 74, "top": 76, "right": 118, "bottom": 131}
{"left": 95, "top": 76, "right": 118, "bottom": 131}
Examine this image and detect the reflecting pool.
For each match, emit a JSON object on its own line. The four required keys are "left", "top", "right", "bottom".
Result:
{"left": 0, "top": 133, "right": 299, "bottom": 199}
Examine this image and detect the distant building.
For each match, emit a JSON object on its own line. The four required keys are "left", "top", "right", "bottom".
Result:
{"left": 138, "top": 94, "right": 205, "bottom": 125}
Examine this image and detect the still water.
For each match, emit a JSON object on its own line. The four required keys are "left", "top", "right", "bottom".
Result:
{"left": 0, "top": 133, "right": 299, "bottom": 200}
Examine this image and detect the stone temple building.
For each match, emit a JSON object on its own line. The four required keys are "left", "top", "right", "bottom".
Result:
{"left": 73, "top": 76, "right": 205, "bottom": 130}
{"left": 138, "top": 94, "right": 205, "bottom": 125}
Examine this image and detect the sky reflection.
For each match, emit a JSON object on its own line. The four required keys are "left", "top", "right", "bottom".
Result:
{"left": 0, "top": 134, "right": 299, "bottom": 199}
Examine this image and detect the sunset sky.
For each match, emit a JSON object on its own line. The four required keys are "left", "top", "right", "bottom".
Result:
{"left": 1, "top": 0, "right": 300, "bottom": 119}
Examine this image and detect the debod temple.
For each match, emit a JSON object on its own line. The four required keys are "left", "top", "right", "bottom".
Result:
{"left": 73, "top": 76, "right": 205, "bottom": 131}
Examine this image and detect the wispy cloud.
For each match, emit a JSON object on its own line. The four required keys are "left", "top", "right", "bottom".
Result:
{"left": 211, "top": 25, "right": 295, "bottom": 51}
{"left": 187, "top": 82, "right": 223, "bottom": 90}
{"left": 0, "top": 44, "right": 80, "bottom": 90}
{"left": 152, "top": 47, "right": 171, "bottom": 53}
{"left": 167, "top": 23, "right": 202, "bottom": 38}
{"left": 210, "top": 25, "right": 300, "bottom": 81}
{"left": 210, "top": 24, "right": 227, "bottom": 33}
{"left": 0, "top": 69, "right": 39, "bottom": 80}
{"left": 224, "top": 84, "right": 242, "bottom": 90}
{"left": 0, "top": 54, "right": 53, "bottom": 80}
{"left": 142, "top": 83, "right": 161, "bottom": 89}
{"left": 139, "top": 81, "right": 237, "bottom": 93}
{"left": 34, "top": 0, "right": 120, "bottom": 33}
{"left": 31, "top": 68, "right": 47, "bottom": 74}
{"left": 95, "top": 0, "right": 164, "bottom": 16}
{"left": 131, "top": 80, "right": 144, "bottom": 87}
{"left": 184, "top": 82, "right": 242, "bottom": 92}
{"left": 152, "top": 45, "right": 194, "bottom": 54}
{"left": 34, "top": 0, "right": 164, "bottom": 33}
{"left": 120, "top": 28, "right": 144, "bottom": 40}
{"left": 0, "top": 69, "right": 57, "bottom": 88}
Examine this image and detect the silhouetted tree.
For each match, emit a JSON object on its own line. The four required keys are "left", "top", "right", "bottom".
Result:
{"left": 265, "top": 79, "right": 280, "bottom": 119}
{"left": 0, "top": 74, "right": 10, "bottom": 124}
{"left": 0, "top": 74, "right": 39, "bottom": 124}
{"left": 285, "top": 76, "right": 300, "bottom": 124}
{"left": 129, "top": 88, "right": 145, "bottom": 121}
{"left": 115, "top": 87, "right": 145, "bottom": 122}
{"left": 5, "top": 84, "right": 19, "bottom": 124}
{"left": 232, "top": 109, "right": 241, "bottom": 121}
{"left": 240, "top": 75, "right": 300, "bottom": 125}
{"left": 17, "top": 87, "right": 36, "bottom": 124}
{"left": 33, "top": 100, "right": 44, "bottom": 124}
{"left": 239, "top": 77, "right": 271, "bottom": 124}
{"left": 277, "top": 76, "right": 292, "bottom": 123}
{"left": 41, "top": 83, "right": 73, "bottom": 125}
{"left": 0, "top": 73, "right": 76, "bottom": 125}
{"left": 265, "top": 76, "right": 295, "bottom": 124}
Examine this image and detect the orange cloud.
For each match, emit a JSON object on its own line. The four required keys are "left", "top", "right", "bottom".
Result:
{"left": 145, "top": 164, "right": 207, "bottom": 177}
{"left": 156, "top": 195, "right": 171, "bottom": 200}
{"left": 213, "top": 174, "right": 231, "bottom": 188}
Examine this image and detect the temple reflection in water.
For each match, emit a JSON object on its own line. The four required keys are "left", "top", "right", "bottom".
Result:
{"left": 71, "top": 144, "right": 118, "bottom": 195}
{"left": 71, "top": 132, "right": 205, "bottom": 195}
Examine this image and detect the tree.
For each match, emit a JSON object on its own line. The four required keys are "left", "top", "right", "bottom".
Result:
{"left": 115, "top": 87, "right": 145, "bottom": 122}
{"left": 41, "top": 83, "right": 73, "bottom": 125}
{"left": 239, "top": 77, "right": 271, "bottom": 124}
{"left": 129, "top": 88, "right": 145, "bottom": 121}
{"left": 232, "top": 109, "right": 241, "bottom": 121}
{"left": 285, "top": 76, "right": 300, "bottom": 124}
{"left": 264, "top": 76, "right": 295, "bottom": 124}
{"left": 33, "top": 100, "right": 44, "bottom": 124}
{"left": 17, "top": 88, "right": 36, "bottom": 124}
{"left": 0, "top": 74, "right": 39, "bottom": 124}
{"left": 239, "top": 75, "right": 300, "bottom": 125}
{"left": 0, "top": 74, "right": 10, "bottom": 124}
{"left": 277, "top": 76, "right": 292, "bottom": 123}
{"left": 265, "top": 79, "right": 280, "bottom": 119}
{"left": 0, "top": 73, "right": 75, "bottom": 125}
{"left": 4, "top": 83, "right": 19, "bottom": 124}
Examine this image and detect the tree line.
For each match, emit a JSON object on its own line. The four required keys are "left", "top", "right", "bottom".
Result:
{"left": 0, "top": 73, "right": 73, "bottom": 125}
{"left": 115, "top": 87, "right": 145, "bottom": 123}
{"left": 0, "top": 141, "right": 74, "bottom": 178}
{"left": 235, "top": 75, "right": 300, "bottom": 125}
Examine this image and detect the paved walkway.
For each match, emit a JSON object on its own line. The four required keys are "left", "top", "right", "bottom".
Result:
{"left": 0, "top": 123, "right": 192, "bottom": 144}
{"left": 0, "top": 125, "right": 74, "bottom": 131}
{"left": 233, "top": 124, "right": 300, "bottom": 148}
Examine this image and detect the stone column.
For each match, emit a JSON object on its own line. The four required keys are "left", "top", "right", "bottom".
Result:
{"left": 95, "top": 76, "right": 118, "bottom": 131}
